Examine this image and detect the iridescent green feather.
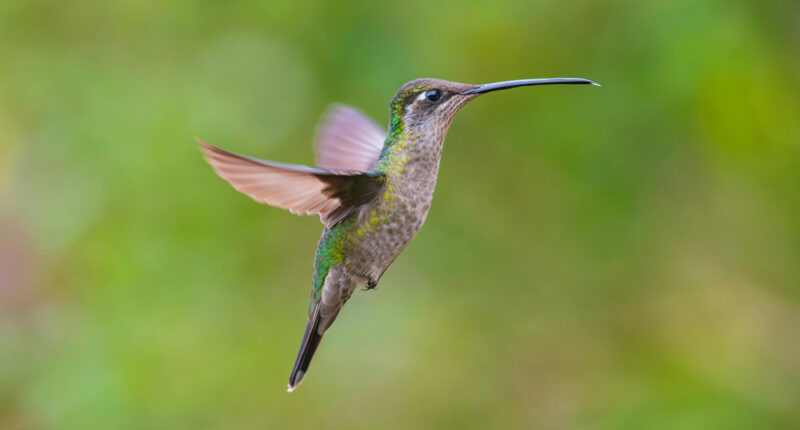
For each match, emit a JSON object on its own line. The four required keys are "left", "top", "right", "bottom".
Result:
{"left": 309, "top": 216, "right": 355, "bottom": 313}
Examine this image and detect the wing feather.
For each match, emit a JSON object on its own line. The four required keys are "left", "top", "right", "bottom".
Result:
{"left": 200, "top": 140, "right": 384, "bottom": 227}
{"left": 314, "top": 104, "right": 385, "bottom": 171}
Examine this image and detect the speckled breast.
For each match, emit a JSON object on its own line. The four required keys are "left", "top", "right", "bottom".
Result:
{"left": 343, "top": 155, "right": 440, "bottom": 283}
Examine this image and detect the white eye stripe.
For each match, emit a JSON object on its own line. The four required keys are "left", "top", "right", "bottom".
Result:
{"left": 417, "top": 92, "right": 428, "bottom": 102}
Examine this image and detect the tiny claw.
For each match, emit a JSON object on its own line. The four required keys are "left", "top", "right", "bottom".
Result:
{"left": 362, "top": 279, "right": 378, "bottom": 291}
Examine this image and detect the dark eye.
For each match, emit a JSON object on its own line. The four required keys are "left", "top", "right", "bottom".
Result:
{"left": 424, "top": 89, "right": 442, "bottom": 102}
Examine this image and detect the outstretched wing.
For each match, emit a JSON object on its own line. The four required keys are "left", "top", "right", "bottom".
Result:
{"left": 200, "top": 141, "right": 384, "bottom": 228}
{"left": 314, "top": 104, "right": 386, "bottom": 171}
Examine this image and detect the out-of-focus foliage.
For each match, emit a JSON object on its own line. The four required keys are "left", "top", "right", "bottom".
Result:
{"left": 1, "top": 0, "right": 799, "bottom": 428}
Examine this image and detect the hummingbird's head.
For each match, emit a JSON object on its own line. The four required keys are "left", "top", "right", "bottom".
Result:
{"left": 388, "top": 77, "right": 599, "bottom": 140}
{"left": 388, "top": 79, "right": 478, "bottom": 137}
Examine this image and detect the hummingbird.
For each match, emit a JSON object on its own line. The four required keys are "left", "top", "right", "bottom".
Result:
{"left": 199, "top": 77, "right": 598, "bottom": 392}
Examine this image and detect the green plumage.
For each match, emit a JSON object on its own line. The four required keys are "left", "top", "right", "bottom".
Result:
{"left": 310, "top": 217, "right": 353, "bottom": 312}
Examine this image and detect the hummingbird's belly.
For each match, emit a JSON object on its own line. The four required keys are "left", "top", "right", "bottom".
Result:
{"left": 343, "top": 187, "right": 434, "bottom": 283}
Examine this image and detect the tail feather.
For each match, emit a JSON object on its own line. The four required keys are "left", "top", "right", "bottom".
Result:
{"left": 287, "top": 305, "right": 324, "bottom": 392}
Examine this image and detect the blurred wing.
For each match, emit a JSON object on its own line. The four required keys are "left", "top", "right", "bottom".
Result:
{"left": 200, "top": 141, "right": 384, "bottom": 227}
{"left": 314, "top": 104, "right": 386, "bottom": 171}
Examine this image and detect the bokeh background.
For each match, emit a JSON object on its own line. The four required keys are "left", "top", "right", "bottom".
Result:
{"left": 1, "top": 0, "right": 799, "bottom": 428}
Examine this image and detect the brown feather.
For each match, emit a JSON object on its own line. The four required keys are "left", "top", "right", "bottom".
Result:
{"left": 199, "top": 140, "right": 384, "bottom": 227}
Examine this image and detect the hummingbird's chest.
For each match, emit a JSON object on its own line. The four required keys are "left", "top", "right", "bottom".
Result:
{"left": 343, "top": 149, "right": 442, "bottom": 279}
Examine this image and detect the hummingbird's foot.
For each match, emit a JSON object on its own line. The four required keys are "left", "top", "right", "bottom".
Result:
{"left": 363, "top": 279, "right": 378, "bottom": 291}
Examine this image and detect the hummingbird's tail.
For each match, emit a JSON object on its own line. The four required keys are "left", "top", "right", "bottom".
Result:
{"left": 287, "top": 305, "right": 325, "bottom": 392}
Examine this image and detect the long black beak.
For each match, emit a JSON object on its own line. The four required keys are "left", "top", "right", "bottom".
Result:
{"left": 461, "top": 78, "right": 600, "bottom": 95}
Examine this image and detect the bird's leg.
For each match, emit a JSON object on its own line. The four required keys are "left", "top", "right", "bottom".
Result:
{"left": 363, "top": 278, "right": 378, "bottom": 291}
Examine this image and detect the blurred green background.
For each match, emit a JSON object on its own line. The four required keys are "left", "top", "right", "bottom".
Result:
{"left": 1, "top": 0, "right": 799, "bottom": 428}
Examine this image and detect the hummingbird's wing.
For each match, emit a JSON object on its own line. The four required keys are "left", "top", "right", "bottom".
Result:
{"left": 314, "top": 104, "right": 386, "bottom": 171}
{"left": 200, "top": 141, "right": 385, "bottom": 227}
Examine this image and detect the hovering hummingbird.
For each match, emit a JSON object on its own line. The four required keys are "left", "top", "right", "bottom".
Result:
{"left": 199, "top": 77, "right": 598, "bottom": 392}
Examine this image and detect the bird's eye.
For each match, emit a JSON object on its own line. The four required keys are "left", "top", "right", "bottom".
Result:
{"left": 424, "top": 89, "right": 442, "bottom": 102}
